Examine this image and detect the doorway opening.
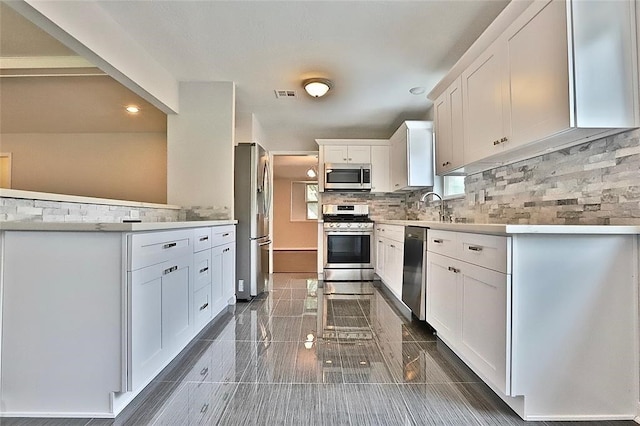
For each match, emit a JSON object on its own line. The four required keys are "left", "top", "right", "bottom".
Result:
{"left": 271, "top": 152, "right": 319, "bottom": 273}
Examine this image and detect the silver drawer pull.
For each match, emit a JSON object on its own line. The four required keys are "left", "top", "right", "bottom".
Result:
{"left": 199, "top": 236, "right": 209, "bottom": 242}
{"left": 468, "top": 246, "right": 483, "bottom": 252}
{"left": 378, "top": 240, "right": 383, "bottom": 243}
{"left": 163, "top": 265, "right": 178, "bottom": 275}
{"left": 200, "top": 267, "right": 209, "bottom": 273}
{"left": 433, "top": 239, "right": 443, "bottom": 244}
{"left": 200, "top": 302, "right": 209, "bottom": 311}
{"left": 201, "top": 403, "right": 209, "bottom": 414}
{"left": 200, "top": 367, "right": 208, "bottom": 376}
{"left": 223, "top": 248, "right": 230, "bottom": 253}
{"left": 390, "top": 244, "right": 395, "bottom": 248}
{"left": 222, "top": 233, "right": 230, "bottom": 237}
{"left": 163, "top": 242, "right": 177, "bottom": 249}
{"left": 448, "top": 266, "right": 460, "bottom": 273}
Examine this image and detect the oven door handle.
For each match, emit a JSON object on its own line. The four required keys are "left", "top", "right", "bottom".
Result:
{"left": 324, "top": 230, "right": 373, "bottom": 236}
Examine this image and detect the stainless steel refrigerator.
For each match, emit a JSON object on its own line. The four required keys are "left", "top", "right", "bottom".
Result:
{"left": 234, "top": 143, "right": 272, "bottom": 300}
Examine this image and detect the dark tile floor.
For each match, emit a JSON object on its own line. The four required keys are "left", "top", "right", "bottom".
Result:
{"left": 1, "top": 273, "right": 636, "bottom": 425}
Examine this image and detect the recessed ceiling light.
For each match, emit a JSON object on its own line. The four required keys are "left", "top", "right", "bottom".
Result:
{"left": 125, "top": 105, "right": 140, "bottom": 114}
{"left": 409, "top": 87, "right": 426, "bottom": 95}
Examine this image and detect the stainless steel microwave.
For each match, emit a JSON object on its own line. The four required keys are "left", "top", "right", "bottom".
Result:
{"left": 324, "top": 163, "right": 372, "bottom": 191}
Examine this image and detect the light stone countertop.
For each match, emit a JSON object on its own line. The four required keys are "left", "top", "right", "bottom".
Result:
{"left": 374, "top": 219, "right": 640, "bottom": 235}
{"left": 0, "top": 220, "right": 237, "bottom": 232}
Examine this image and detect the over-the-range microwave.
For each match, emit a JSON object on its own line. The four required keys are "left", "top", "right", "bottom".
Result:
{"left": 324, "top": 163, "right": 371, "bottom": 191}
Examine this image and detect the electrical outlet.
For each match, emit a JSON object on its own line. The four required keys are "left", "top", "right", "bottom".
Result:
{"left": 479, "top": 190, "right": 486, "bottom": 204}
{"left": 130, "top": 210, "right": 140, "bottom": 219}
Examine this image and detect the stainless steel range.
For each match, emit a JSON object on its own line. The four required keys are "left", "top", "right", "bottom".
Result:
{"left": 322, "top": 204, "right": 374, "bottom": 281}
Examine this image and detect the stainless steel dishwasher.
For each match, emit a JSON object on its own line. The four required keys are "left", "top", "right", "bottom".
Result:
{"left": 401, "top": 226, "right": 426, "bottom": 320}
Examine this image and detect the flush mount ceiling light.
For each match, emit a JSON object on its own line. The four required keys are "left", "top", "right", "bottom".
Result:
{"left": 125, "top": 105, "right": 140, "bottom": 114}
{"left": 409, "top": 86, "right": 426, "bottom": 95}
{"left": 302, "top": 78, "right": 332, "bottom": 98}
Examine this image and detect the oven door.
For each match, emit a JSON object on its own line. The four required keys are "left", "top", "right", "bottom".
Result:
{"left": 324, "top": 230, "right": 374, "bottom": 269}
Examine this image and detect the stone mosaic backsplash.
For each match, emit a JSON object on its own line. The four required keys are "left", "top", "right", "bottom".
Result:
{"left": 408, "top": 128, "right": 640, "bottom": 225}
{"left": 320, "top": 192, "right": 407, "bottom": 221}
{"left": 0, "top": 198, "right": 232, "bottom": 223}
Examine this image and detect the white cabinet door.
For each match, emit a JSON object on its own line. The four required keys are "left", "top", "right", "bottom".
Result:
{"left": 161, "top": 256, "right": 192, "bottom": 353}
{"left": 130, "top": 265, "right": 165, "bottom": 391}
{"left": 347, "top": 145, "right": 371, "bottom": 163}
{"left": 383, "top": 239, "right": 403, "bottom": 299}
{"left": 462, "top": 40, "right": 509, "bottom": 164}
{"left": 426, "top": 252, "right": 460, "bottom": 345}
{"left": 370, "top": 145, "right": 390, "bottom": 192}
{"left": 434, "top": 92, "right": 452, "bottom": 175}
{"left": 323, "top": 145, "right": 349, "bottom": 163}
{"left": 131, "top": 254, "right": 191, "bottom": 390}
{"left": 505, "top": 0, "right": 569, "bottom": 149}
{"left": 221, "top": 242, "right": 236, "bottom": 305}
{"left": 375, "top": 236, "right": 386, "bottom": 280}
{"left": 448, "top": 77, "right": 465, "bottom": 171}
{"left": 211, "top": 245, "right": 225, "bottom": 313}
{"left": 458, "top": 261, "right": 510, "bottom": 395}
{"left": 390, "top": 128, "right": 408, "bottom": 191}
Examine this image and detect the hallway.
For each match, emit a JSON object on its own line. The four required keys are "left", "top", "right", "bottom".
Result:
{"left": 5, "top": 273, "right": 635, "bottom": 425}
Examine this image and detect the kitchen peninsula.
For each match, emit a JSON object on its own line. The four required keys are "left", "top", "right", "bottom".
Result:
{"left": 0, "top": 193, "right": 237, "bottom": 418}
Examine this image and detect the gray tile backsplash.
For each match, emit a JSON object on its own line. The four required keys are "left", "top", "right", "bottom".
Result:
{"left": 409, "top": 128, "right": 640, "bottom": 225}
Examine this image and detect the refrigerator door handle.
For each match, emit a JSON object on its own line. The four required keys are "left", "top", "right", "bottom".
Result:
{"left": 258, "top": 239, "right": 272, "bottom": 247}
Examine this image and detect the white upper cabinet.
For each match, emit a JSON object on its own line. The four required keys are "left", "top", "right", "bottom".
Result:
{"left": 370, "top": 145, "right": 391, "bottom": 192}
{"left": 431, "top": 0, "right": 639, "bottom": 174}
{"left": 390, "top": 121, "right": 434, "bottom": 191}
{"left": 434, "top": 77, "right": 464, "bottom": 175}
{"left": 323, "top": 145, "right": 371, "bottom": 164}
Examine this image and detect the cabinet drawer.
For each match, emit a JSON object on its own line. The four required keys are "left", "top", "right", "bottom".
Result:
{"left": 427, "top": 230, "right": 458, "bottom": 258}
{"left": 212, "top": 226, "right": 235, "bottom": 247}
{"left": 194, "top": 285, "right": 213, "bottom": 330}
{"left": 375, "top": 224, "right": 404, "bottom": 243}
{"left": 458, "top": 232, "right": 509, "bottom": 274}
{"left": 194, "top": 249, "right": 212, "bottom": 292}
{"left": 129, "top": 230, "right": 193, "bottom": 271}
{"left": 194, "top": 228, "right": 212, "bottom": 252}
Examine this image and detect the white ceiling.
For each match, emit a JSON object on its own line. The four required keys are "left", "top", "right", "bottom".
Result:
{"left": 1, "top": 1, "right": 510, "bottom": 149}
{"left": 273, "top": 154, "right": 319, "bottom": 180}
{"left": 93, "top": 0, "right": 509, "bottom": 150}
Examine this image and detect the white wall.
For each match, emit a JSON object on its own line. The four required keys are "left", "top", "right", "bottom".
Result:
{"left": 167, "top": 82, "right": 235, "bottom": 212}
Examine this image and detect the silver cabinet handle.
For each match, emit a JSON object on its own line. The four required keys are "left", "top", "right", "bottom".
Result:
{"left": 222, "top": 233, "right": 230, "bottom": 237}
{"left": 164, "top": 265, "right": 178, "bottom": 275}
{"left": 199, "top": 267, "right": 209, "bottom": 273}
{"left": 200, "top": 302, "right": 209, "bottom": 311}
{"left": 199, "top": 236, "right": 209, "bottom": 242}
{"left": 433, "top": 239, "right": 443, "bottom": 244}
{"left": 390, "top": 244, "right": 396, "bottom": 248}
{"left": 448, "top": 266, "right": 460, "bottom": 273}
{"left": 200, "top": 367, "right": 208, "bottom": 376}
{"left": 163, "top": 242, "right": 177, "bottom": 249}
{"left": 468, "top": 246, "right": 483, "bottom": 252}
{"left": 201, "top": 403, "right": 209, "bottom": 414}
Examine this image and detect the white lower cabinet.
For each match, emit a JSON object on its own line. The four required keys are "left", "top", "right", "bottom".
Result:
{"left": 374, "top": 223, "right": 404, "bottom": 300}
{"left": 426, "top": 229, "right": 638, "bottom": 421}
{"left": 130, "top": 241, "right": 194, "bottom": 391}
{"left": 427, "top": 231, "right": 511, "bottom": 395}
{"left": 458, "top": 260, "right": 510, "bottom": 395}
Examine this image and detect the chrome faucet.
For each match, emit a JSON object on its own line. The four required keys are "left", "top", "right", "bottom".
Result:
{"left": 420, "top": 191, "right": 446, "bottom": 222}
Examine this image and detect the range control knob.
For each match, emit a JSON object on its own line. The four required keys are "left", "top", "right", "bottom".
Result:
{"left": 346, "top": 223, "right": 351, "bottom": 228}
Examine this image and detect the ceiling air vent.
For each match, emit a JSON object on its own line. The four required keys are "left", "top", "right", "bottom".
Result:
{"left": 274, "top": 90, "right": 297, "bottom": 99}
